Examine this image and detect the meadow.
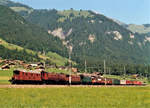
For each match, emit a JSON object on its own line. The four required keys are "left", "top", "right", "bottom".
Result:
{"left": 0, "top": 69, "right": 13, "bottom": 84}
{"left": 0, "top": 87, "right": 150, "bottom": 108}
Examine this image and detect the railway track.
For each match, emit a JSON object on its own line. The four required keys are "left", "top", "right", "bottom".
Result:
{"left": 0, "top": 84, "right": 147, "bottom": 88}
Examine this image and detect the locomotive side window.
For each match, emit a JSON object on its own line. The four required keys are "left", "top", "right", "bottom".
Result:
{"left": 31, "top": 73, "right": 33, "bottom": 76}
{"left": 66, "top": 75, "right": 69, "bottom": 77}
{"left": 14, "top": 70, "right": 20, "bottom": 75}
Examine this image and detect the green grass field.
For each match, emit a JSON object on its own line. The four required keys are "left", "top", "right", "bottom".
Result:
{"left": 0, "top": 69, "right": 13, "bottom": 84}
{"left": 0, "top": 87, "right": 149, "bottom": 108}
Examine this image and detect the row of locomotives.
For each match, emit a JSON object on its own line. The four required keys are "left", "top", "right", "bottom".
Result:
{"left": 10, "top": 70, "right": 144, "bottom": 85}
{"left": 10, "top": 70, "right": 42, "bottom": 84}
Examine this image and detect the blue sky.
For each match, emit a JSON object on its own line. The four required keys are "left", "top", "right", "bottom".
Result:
{"left": 12, "top": 0, "right": 150, "bottom": 25}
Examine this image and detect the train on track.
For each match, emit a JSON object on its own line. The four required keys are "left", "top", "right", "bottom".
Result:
{"left": 10, "top": 70, "right": 144, "bottom": 85}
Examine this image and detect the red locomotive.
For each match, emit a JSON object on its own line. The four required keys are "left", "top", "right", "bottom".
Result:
{"left": 11, "top": 70, "right": 42, "bottom": 84}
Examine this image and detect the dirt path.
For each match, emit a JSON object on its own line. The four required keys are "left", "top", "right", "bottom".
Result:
{"left": 0, "top": 84, "right": 146, "bottom": 88}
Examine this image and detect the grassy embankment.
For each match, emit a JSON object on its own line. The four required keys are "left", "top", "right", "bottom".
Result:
{"left": 0, "top": 87, "right": 150, "bottom": 108}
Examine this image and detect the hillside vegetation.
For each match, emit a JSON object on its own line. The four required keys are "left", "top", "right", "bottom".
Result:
{"left": 57, "top": 9, "right": 94, "bottom": 22}
{"left": 0, "top": 38, "right": 40, "bottom": 62}
{"left": 0, "top": 38, "right": 68, "bottom": 66}
{"left": 0, "top": 5, "right": 67, "bottom": 56}
{"left": 127, "top": 24, "right": 150, "bottom": 34}
{"left": 25, "top": 9, "right": 150, "bottom": 65}
{"left": 0, "top": 5, "right": 70, "bottom": 66}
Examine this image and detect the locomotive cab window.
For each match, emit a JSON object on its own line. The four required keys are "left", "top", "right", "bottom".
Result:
{"left": 14, "top": 70, "right": 20, "bottom": 75}
{"left": 66, "top": 75, "right": 69, "bottom": 77}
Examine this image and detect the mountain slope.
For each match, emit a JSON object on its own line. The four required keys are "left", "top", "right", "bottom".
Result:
{"left": 0, "top": 5, "right": 70, "bottom": 66}
{"left": 0, "top": 5, "right": 68, "bottom": 56}
{"left": 0, "top": 38, "right": 68, "bottom": 66}
{"left": 24, "top": 9, "right": 150, "bottom": 65}
{"left": 0, "top": 37, "right": 40, "bottom": 62}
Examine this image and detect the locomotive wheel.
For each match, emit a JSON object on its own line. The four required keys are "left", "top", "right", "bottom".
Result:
{"left": 11, "top": 80, "right": 16, "bottom": 84}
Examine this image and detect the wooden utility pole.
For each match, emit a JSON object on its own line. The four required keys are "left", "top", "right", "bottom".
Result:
{"left": 68, "top": 45, "right": 73, "bottom": 86}
{"left": 124, "top": 65, "right": 126, "bottom": 77}
{"left": 84, "top": 60, "right": 87, "bottom": 73}
{"left": 104, "top": 60, "right": 106, "bottom": 75}
{"left": 109, "top": 68, "right": 111, "bottom": 75}
{"left": 104, "top": 60, "right": 106, "bottom": 85}
{"left": 43, "top": 50, "right": 46, "bottom": 69}
{"left": 69, "top": 51, "right": 71, "bottom": 85}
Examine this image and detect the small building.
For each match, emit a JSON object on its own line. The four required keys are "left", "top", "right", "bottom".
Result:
{"left": 0, "top": 59, "right": 3, "bottom": 63}
{"left": 132, "top": 74, "right": 139, "bottom": 79}
{"left": 71, "top": 68, "right": 78, "bottom": 73}
{"left": 0, "top": 40, "right": 2, "bottom": 44}
{"left": 8, "top": 62, "right": 15, "bottom": 67}
{"left": 1, "top": 64, "right": 10, "bottom": 70}
{"left": 36, "top": 66, "right": 45, "bottom": 70}
{"left": 58, "top": 66, "right": 68, "bottom": 70}
{"left": 37, "top": 62, "right": 44, "bottom": 66}
{"left": 30, "top": 64, "right": 38, "bottom": 67}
